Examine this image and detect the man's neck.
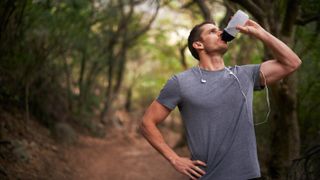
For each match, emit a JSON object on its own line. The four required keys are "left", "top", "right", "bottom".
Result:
{"left": 198, "top": 54, "right": 225, "bottom": 71}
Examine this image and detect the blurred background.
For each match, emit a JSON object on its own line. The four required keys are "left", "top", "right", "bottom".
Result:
{"left": 1, "top": 0, "right": 319, "bottom": 179}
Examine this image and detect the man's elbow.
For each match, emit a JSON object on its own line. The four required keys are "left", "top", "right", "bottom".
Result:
{"left": 139, "top": 119, "right": 146, "bottom": 136}
{"left": 139, "top": 117, "right": 152, "bottom": 137}
{"left": 288, "top": 56, "right": 302, "bottom": 72}
{"left": 293, "top": 57, "right": 302, "bottom": 69}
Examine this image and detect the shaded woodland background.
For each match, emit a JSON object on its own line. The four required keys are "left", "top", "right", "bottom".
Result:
{"left": 1, "top": 0, "right": 320, "bottom": 179}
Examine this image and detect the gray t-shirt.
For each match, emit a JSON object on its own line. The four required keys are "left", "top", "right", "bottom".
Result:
{"left": 156, "top": 64, "right": 264, "bottom": 180}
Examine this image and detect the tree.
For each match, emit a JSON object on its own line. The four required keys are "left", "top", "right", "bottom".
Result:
{"left": 228, "top": 0, "right": 320, "bottom": 178}
{"left": 99, "top": 0, "right": 160, "bottom": 124}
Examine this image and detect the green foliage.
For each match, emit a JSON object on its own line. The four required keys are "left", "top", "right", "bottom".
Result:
{"left": 0, "top": 0, "right": 160, "bottom": 132}
{"left": 1, "top": 1, "right": 320, "bottom": 155}
{"left": 295, "top": 22, "right": 320, "bottom": 150}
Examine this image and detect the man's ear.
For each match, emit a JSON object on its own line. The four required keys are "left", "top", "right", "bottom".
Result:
{"left": 192, "top": 41, "right": 203, "bottom": 50}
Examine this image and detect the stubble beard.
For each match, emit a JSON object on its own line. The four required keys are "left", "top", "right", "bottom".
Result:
{"left": 205, "top": 45, "right": 228, "bottom": 56}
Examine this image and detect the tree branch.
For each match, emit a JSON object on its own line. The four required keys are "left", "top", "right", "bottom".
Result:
{"left": 296, "top": 14, "right": 320, "bottom": 26}
{"left": 281, "top": 0, "right": 299, "bottom": 37}
{"left": 254, "top": 0, "right": 265, "bottom": 10}
{"left": 179, "top": 43, "right": 188, "bottom": 70}
{"left": 219, "top": 1, "right": 236, "bottom": 28}
{"left": 181, "top": 1, "right": 195, "bottom": 9}
{"left": 229, "top": 0, "right": 265, "bottom": 23}
{"left": 129, "top": 0, "right": 160, "bottom": 41}
{"left": 194, "top": 0, "right": 212, "bottom": 21}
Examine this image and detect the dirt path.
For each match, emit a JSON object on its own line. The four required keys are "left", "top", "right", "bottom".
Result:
{"left": 61, "top": 133, "right": 188, "bottom": 180}
{"left": 0, "top": 109, "right": 189, "bottom": 180}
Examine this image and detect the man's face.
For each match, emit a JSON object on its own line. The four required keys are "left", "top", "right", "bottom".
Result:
{"left": 198, "top": 24, "right": 228, "bottom": 55}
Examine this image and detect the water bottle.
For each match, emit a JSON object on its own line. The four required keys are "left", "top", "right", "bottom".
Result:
{"left": 221, "top": 10, "right": 249, "bottom": 42}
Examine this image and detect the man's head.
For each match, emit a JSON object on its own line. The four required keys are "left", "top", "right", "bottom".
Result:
{"left": 188, "top": 21, "right": 228, "bottom": 60}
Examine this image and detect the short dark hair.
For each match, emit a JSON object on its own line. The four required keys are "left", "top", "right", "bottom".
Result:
{"left": 188, "top": 21, "right": 215, "bottom": 60}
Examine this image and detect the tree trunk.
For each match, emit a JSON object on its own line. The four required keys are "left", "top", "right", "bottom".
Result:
{"left": 125, "top": 86, "right": 132, "bottom": 112}
{"left": 267, "top": 0, "right": 300, "bottom": 177}
{"left": 100, "top": 56, "right": 114, "bottom": 124}
{"left": 267, "top": 35, "right": 300, "bottom": 178}
{"left": 179, "top": 44, "right": 188, "bottom": 70}
{"left": 78, "top": 48, "right": 87, "bottom": 109}
{"left": 269, "top": 75, "right": 300, "bottom": 178}
{"left": 63, "top": 53, "right": 72, "bottom": 112}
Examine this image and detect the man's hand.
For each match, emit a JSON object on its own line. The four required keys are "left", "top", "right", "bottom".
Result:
{"left": 170, "top": 156, "right": 206, "bottom": 180}
{"left": 236, "top": 19, "right": 266, "bottom": 38}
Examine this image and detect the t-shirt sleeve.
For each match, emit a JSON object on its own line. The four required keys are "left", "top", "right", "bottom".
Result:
{"left": 243, "top": 64, "right": 265, "bottom": 91}
{"left": 156, "top": 75, "right": 181, "bottom": 110}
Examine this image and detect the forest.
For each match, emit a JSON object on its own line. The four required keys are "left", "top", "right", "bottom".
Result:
{"left": 1, "top": 0, "right": 320, "bottom": 179}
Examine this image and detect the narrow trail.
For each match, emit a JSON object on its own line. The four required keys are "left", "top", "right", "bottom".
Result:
{"left": 61, "top": 133, "right": 188, "bottom": 180}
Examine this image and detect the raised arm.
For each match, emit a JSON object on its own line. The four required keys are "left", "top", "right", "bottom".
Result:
{"left": 140, "top": 100, "right": 206, "bottom": 180}
{"left": 237, "top": 20, "right": 302, "bottom": 85}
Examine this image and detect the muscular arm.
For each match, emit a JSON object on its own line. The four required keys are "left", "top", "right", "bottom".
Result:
{"left": 140, "top": 100, "right": 179, "bottom": 163}
{"left": 237, "top": 20, "right": 302, "bottom": 85}
{"left": 140, "top": 100, "right": 206, "bottom": 179}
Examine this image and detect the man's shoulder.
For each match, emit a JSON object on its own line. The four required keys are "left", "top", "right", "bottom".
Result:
{"left": 238, "top": 64, "right": 261, "bottom": 68}
{"left": 171, "top": 67, "right": 195, "bottom": 81}
{"left": 231, "top": 64, "right": 261, "bottom": 74}
{"left": 175, "top": 67, "right": 195, "bottom": 77}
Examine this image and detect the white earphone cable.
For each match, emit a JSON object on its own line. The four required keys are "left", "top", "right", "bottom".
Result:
{"left": 225, "top": 66, "right": 270, "bottom": 126}
{"left": 254, "top": 70, "right": 270, "bottom": 126}
{"left": 197, "top": 65, "right": 270, "bottom": 126}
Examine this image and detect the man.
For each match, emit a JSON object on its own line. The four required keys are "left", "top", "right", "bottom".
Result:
{"left": 140, "top": 19, "right": 301, "bottom": 180}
